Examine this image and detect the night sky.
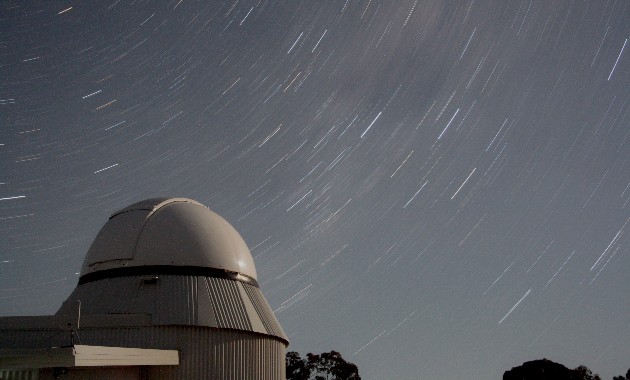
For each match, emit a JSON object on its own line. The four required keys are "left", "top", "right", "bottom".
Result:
{"left": 2, "top": 1, "right": 629, "bottom": 379}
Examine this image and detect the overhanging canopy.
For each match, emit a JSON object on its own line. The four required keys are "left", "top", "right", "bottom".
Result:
{"left": 0, "top": 345, "right": 179, "bottom": 370}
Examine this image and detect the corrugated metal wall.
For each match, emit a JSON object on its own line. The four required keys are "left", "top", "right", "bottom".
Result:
{"left": 38, "top": 367, "right": 140, "bottom": 380}
{"left": 80, "top": 326, "right": 285, "bottom": 380}
{"left": 0, "top": 369, "right": 38, "bottom": 380}
{"left": 204, "top": 278, "right": 252, "bottom": 331}
{"left": 241, "top": 283, "right": 285, "bottom": 338}
{"left": 5, "top": 272, "right": 287, "bottom": 379}
{"left": 55, "top": 276, "right": 287, "bottom": 342}
{"left": 1, "top": 326, "right": 285, "bottom": 380}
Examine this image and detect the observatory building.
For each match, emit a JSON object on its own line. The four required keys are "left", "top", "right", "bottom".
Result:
{"left": 0, "top": 198, "right": 288, "bottom": 379}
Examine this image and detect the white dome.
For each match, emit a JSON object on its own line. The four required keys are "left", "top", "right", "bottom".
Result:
{"left": 80, "top": 198, "right": 257, "bottom": 281}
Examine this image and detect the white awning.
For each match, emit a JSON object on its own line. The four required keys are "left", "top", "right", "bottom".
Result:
{"left": 0, "top": 345, "right": 179, "bottom": 370}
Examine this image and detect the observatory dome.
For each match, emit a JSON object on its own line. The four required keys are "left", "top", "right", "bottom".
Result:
{"left": 3, "top": 197, "right": 288, "bottom": 379}
{"left": 80, "top": 198, "right": 257, "bottom": 282}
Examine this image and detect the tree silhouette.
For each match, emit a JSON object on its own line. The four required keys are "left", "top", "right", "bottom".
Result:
{"left": 286, "top": 351, "right": 310, "bottom": 380}
{"left": 573, "top": 365, "right": 601, "bottom": 380}
{"left": 612, "top": 368, "right": 630, "bottom": 380}
{"left": 503, "top": 358, "right": 575, "bottom": 380}
{"left": 286, "top": 350, "right": 360, "bottom": 380}
{"left": 502, "top": 359, "right": 630, "bottom": 380}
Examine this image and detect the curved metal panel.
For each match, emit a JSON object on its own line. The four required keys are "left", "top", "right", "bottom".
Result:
{"left": 56, "top": 275, "right": 286, "bottom": 342}
{"left": 241, "top": 283, "right": 287, "bottom": 341}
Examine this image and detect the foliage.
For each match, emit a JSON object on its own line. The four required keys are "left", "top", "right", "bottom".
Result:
{"left": 573, "top": 365, "right": 601, "bottom": 380}
{"left": 286, "top": 351, "right": 310, "bottom": 380}
{"left": 612, "top": 368, "right": 630, "bottom": 380}
{"left": 504, "top": 358, "right": 628, "bottom": 380}
{"left": 286, "top": 350, "right": 360, "bottom": 380}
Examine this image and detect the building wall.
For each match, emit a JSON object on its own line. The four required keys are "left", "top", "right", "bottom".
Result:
{"left": 1, "top": 326, "right": 285, "bottom": 380}
{"left": 56, "top": 275, "right": 287, "bottom": 342}
{"left": 0, "top": 369, "right": 39, "bottom": 380}
{"left": 39, "top": 367, "right": 143, "bottom": 380}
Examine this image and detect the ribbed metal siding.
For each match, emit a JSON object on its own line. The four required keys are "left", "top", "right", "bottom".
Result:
{"left": 203, "top": 278, "right": 252, "bottom": 331}
{"left": 0, "top": 369, "right": 38, "bottom": 380}
{"left": 241, "top": 283, "right": 286, "bottom": 339}
{"left": 154, "top": 276, "right": 197, "bottom": 325}
{"left": 76, "top": 326, "right": 285, "bottom": 380}
{"left": 54, "top": 275, "right": 287, "bottom": 342}
{"left": 1, "top": 326, "right": 285, "bottom": 380}
{"left": 58, "top": 277, "right": 153, "bottom": 317}
{"left": 0, "top": 329, "right": 70, "bottom": 349}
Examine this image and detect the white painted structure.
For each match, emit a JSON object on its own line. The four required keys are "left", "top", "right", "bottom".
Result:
{"left": 0, "top": 198, "right": 288, "bottom": 379}
{"left": 0, "top": 345, "right": 179, "bottom": 369}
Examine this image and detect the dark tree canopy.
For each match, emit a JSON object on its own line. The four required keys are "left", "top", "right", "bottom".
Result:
{"left": 503, "top": 358, "right": 577, "bottom": 380}
{"left": 286, "top": 351, "right": 310, "bottom": 380}
{"left": 574, "top": 365, "right": 602, "bottom": 380}
{"left": 286, "top": 351, "right": 360, "bottom": 380}
{"left": 612, "top": 368, "right": 630, "bottom": 380}
{"left": 502, "top": 359, "right": 630, "bottom": 380}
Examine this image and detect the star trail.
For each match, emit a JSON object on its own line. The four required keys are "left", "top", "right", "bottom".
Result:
{"left": 1, "top": 1, "right": 629, "bottom": 379}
